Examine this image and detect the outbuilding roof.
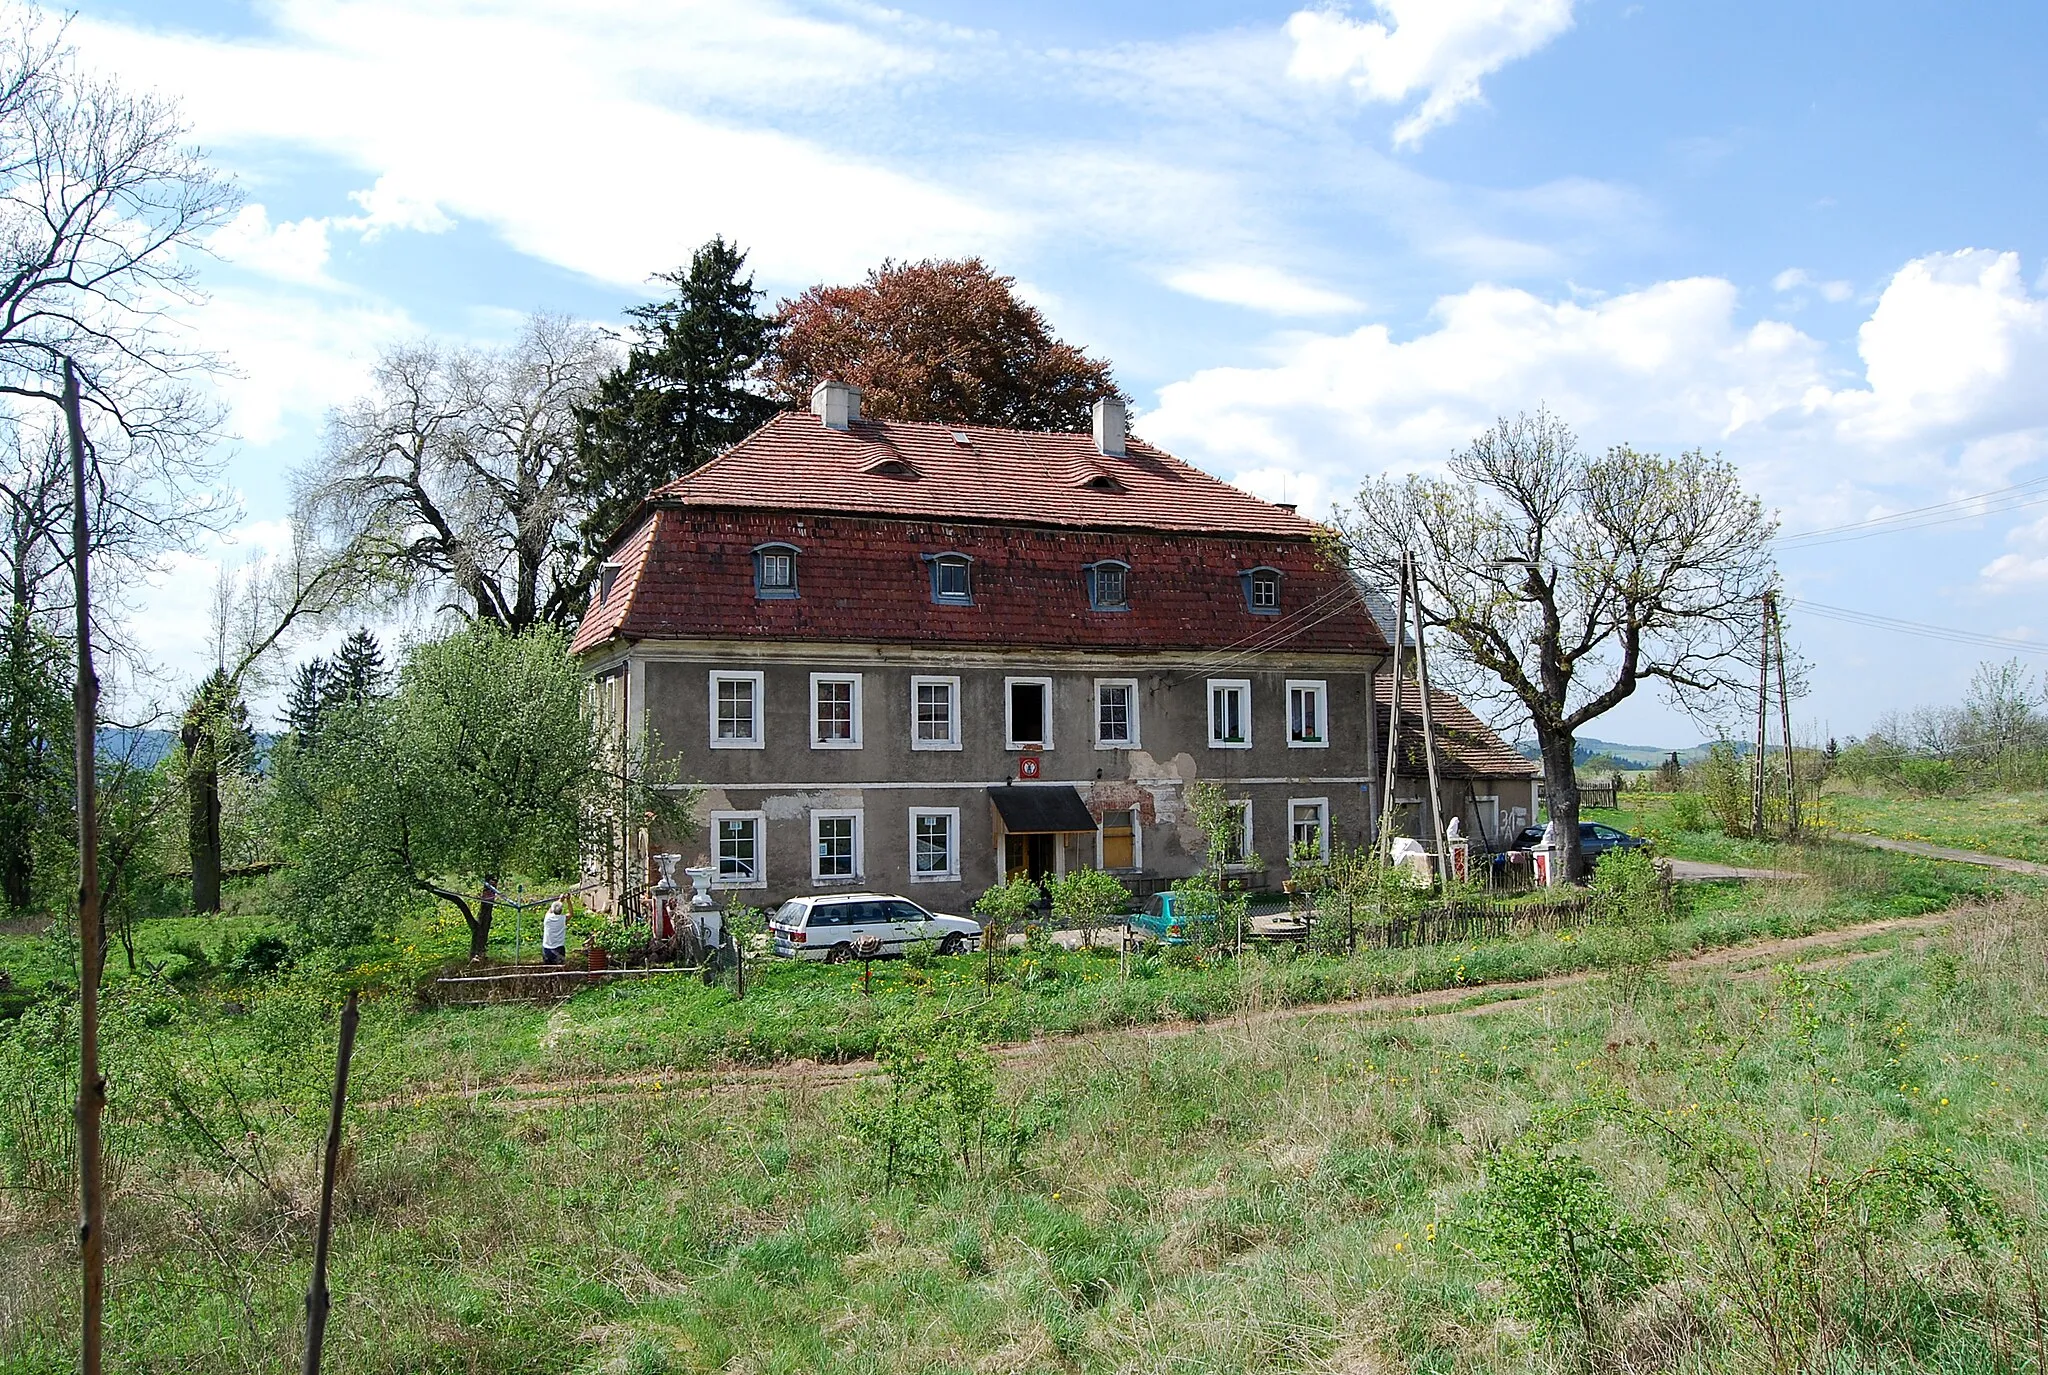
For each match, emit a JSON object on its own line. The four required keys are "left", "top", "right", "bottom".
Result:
{"left": 1376, "top": 678, "right": 1538, "bottom": 780}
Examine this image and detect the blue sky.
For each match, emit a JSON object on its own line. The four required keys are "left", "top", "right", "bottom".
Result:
{"left": 70, "top": 0, "right": 2048, "bottom": 746}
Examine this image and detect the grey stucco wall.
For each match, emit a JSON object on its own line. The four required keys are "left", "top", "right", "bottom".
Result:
{"left": 622, "top": 649, "right": 1387, "bottom": 913}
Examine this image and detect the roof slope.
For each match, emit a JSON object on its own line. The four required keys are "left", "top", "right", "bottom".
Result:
{"left": 651, "top": 411, "right": 1322, "bottom": 538}
{"left": 571, "top": 508, "right": 1387, "bottom": 655}
{"left": 1376, "top": 677, "right": 1537, "bottom": 780}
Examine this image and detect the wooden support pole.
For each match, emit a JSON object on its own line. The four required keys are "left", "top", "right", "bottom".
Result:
{"left": 65, "top": 358, "right": 106, "bottom": 1375}
{"left": 302, "top": 990, "right": 360, "bottom": 1375}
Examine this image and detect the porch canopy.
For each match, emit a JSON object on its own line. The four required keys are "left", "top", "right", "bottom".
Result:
{"left": 988, "top": 784, "right": 1097, "bottom": 833}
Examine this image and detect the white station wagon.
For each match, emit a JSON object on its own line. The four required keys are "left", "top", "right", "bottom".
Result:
{"left": 769, "top": 893, "right": 982, "bottom": 962}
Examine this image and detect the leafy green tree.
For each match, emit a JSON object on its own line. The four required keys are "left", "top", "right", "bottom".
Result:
{"left": 0, "top": 608, "right": 67, "bottom": 913}
{"left": 1046, "top": 866, "right": 1131, "bottom": 949}
{"left": 972, "top": 876, "right": 1041, "bottom": 983}
{"left": 274, "top": 624, "right": 688, "bottom": 958}
{"left": 569, "top": 236, "right": 778, "bottom": 601}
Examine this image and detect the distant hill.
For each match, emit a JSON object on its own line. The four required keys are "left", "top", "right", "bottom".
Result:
{"left": 94, "top": 728, "right": 279, "bottom": 772}
{"left": 1513, "top": 737, "right": 1752, "bottom": 770}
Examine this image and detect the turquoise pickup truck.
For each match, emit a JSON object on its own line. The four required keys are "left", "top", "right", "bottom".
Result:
{"left": 1125, "top": 891, "right": 1217, "bottom": 945}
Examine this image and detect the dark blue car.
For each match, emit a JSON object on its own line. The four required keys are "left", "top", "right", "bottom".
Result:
{"left": 1516, "top": 822, "right": 1650, "bottom": 862}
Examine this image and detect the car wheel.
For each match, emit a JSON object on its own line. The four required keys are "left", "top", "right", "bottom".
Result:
{"left": 938, "top": 934, "right": 962, "bottom": 956}
{"left": 824, "top": 943, "right": 852, "bottom": 964}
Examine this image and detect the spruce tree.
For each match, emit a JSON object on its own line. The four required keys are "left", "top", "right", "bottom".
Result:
{"left": 568, "top": 236, "right": 778, "bottom": 603}
{"left": 328, "top": 627, "right": 388, "bottom": 705}
{"left": 285, "top": 656, "right": 330, "bottom": 748}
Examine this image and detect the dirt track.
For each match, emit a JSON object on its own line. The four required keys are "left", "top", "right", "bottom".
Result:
{"left": 378, "top": 911, "right": 1953, "bottom": 1116}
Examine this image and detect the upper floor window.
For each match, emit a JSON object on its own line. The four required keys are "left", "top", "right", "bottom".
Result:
{"left": 753, "top": 543, "right": 800, "bottom": 599}
{"left": 1006, "top": 676, "right": 1053, "bottom": 750}
{"left": 924, "top": 552, "right": 974, "bottom": 605}
{"left": 1207, "top": 678, "right": 1251, "bottom": 749}
{"left": 1084, "top": 559, "right": 1130, "bottom": 612}
{"left": 1240, "top": 567, "right": 1282, "bottom": 614}
{"left": 810, "top": 673, "right": 862, "bottom": 749}
{"left": 910, "top": 675, "right": 961, "bottom": 751}
{"left": 709, "top": 670, "right": 765, "bottom": 750}
{"left": 1286, "top": 679, "right": 1327, "bottom": 748}
{"left": 1095, "top": 678, "right": 1139, "bottom": 748}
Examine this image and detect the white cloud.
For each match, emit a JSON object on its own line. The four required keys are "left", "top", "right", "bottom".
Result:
{"left": 342, "top": 174, "right": 456, "bottom": 240}
{"left": 1772, "top": 267, "right": 1853, "bottom": 303}
{"left": 1981, "top": 510, "right": 2048, "bottom": 591}
{"left": 209, "top": 204, "right": 335, "bottom": 287}
{"left": 1145, "top": 249, "right": 2048, "bottom": 525}
{"left": 1164, "top": 263, "right": 1363, "bottom": 315}
{"left": 74, "top": 3, "right": 1012, "bottom": 291}
{"left": 1283, "top": 0, "right": 1576, "bottom": 147}
{"left": 188, "top": 287, "right": 421, "bottom": 445}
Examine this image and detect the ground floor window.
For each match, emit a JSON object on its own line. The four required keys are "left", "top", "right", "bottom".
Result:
{"left": 1288, "top": 797, "right": 1329, "bottom": 864}
{"left": 812, "top": 810, "right": 862, "bottom": 882}
{"left": 1219, "top": 799, "right": 1254, "bottom": 867}
{"left": 713, "top": 811, "right": 766, "bottom": 887}
{"left": 910, "top": 808, "right": 960, "bottom": 881}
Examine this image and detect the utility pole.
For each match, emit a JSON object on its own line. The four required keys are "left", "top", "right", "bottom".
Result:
{"left": 1407, "top": 556, "right": 1450, "bottom": 887}
{"left": 1376, "top": 555, "right": 1408, "bottom": 848}
{"left": 65, "top": 358, "right": 106, "bottom": 1375}
{"left": 1771, "top": 594, "right": 1799, "bottom": 837}
{"left": 1751, "top": 594, "right": 1770, "bottom": 838}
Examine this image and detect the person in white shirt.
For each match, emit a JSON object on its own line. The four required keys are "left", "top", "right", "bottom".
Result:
{"left": 541, "top": 898, "right": 568, "bottom": 966}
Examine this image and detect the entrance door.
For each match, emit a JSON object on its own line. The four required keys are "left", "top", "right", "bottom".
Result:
{"left": 1004, "top": 833, "right": 1056, "bottom": 882}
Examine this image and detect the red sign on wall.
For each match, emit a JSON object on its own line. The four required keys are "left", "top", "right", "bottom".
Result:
{"left": 1018, "top": 754, "right": 1042, "bottom": 780}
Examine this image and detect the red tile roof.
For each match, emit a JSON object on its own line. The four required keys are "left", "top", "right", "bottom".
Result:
{"left": 649, "top": 410, "right": 1323, "bottom": 537}
{"left": 571, "top": 507, "right": 1388, "bottom": 656}
{"left": 1376, "top": 678, "right": 1537, "bottom": 780}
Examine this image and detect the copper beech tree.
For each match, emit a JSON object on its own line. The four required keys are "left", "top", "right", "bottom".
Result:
{"left": 1338, "top": 409, "right": 1778, "bottom": 882}
{"left": 768, "top": 257, "right": 1123, "bottom": 431}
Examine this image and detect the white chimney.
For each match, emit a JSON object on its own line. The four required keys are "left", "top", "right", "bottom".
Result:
{"left": 811, "top": 380, "right": 862, "bottom": 430}
{"left": 1092, "top": 396, "right": 1126, "bottom": 457}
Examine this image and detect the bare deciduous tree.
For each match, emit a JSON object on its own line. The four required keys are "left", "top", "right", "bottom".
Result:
{"left": 302, "top": 314, "right": 613, "bottom": 632}
{"left": 1338, "top": 409, "right": 1778, "bottom": 880}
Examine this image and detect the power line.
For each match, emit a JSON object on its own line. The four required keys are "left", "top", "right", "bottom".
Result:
{"left": 1776, "top": 474, "right": 2048, "bottom": 549}
{"left": 1787, "top": 597, "right": 2048, "bottom": 656}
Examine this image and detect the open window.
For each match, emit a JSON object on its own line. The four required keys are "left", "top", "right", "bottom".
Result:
{"left": 1206, "top": 679, "right": 1251, "bottom": 749}
{"left": 753, "top": 542, "right": 799, "bottom": 600}
{"left": 1005, "top": 676, "right": 1053, "bottom": 749}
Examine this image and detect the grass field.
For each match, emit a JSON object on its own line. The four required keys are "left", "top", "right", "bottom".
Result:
{"left": 1816, "top": 788, "right": 2048, "bottom": 864}
{"left": 1, "top": 825, "right": 2044, "bottom": 1372}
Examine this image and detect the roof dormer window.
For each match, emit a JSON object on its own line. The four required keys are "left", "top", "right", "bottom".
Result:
{"left": 924, "top": 552, "right": 974, "bottom": 606}
{"left": 598, "top": 561, "right": 621, "bottom": 605}
{"left": 1241, "top": 566, "right": 1282, "bottom": 614}
{"left": 1084, "top": 559, "right": 1130, "bottom": 612}
{"left": 753, "top": 542, "right": 800, "bottom": 600}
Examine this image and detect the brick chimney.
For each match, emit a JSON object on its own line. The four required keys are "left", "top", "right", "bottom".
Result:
{"left": 811, "top": 380, "right": 862, "bottom": 430}
{"left": 1092, "top": 396, "right": 1126, "bottom": 457}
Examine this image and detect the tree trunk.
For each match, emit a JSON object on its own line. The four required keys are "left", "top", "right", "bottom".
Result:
{"left": 182, "top": 720, "right": 222, "bottom": 914}
{"left": 1537, "top": 730, "right": 1587, "bottom": 882}
{"left": 468, "top": 883, "right": 497, "bottom": 962}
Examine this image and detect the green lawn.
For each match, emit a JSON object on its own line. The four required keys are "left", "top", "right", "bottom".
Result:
{"left": 1816, "top": 787, "right": 2048, "bottom": 864}
{"left": 4, "top": 891, "right": 2043, "bottom": 1373}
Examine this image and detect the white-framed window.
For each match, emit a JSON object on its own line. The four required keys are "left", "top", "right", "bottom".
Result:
{"left": 711, "top": 810, "right": 767, "bottom": 888}
{"left": 1005, "top": 675, "right": 1054, "bottom": 750}
{"left": 809, "top": 672, "right": 863, "bottom": 749}
{"left": 910, "top": 675, "right": 961, "bottom": 751}
{"left": 708, "top": 670, "right": 765, "bottom": 749}
{"left": 1094, "top": 677, "right": 1140, "bottom": 749}
{"left": 909, "top": 807, "right": 961, "bottom": 882}
{"left": 1220, "top": 798, "right": 1255, "bottom": 868}
{"left": 1286, "top": 679, "right": 1328, "bottom": 748}
{"left": 810, "top": 810, "right": 863, "bottom": 884}
{"left": 1206, "top": 678, "right": 1251, "bottom": 749}
{"left": 1098, "top": 808, "right": 1141, "bottom": 871}
{"left": 1288, "top": 797, "right": 1330, "bottom": 864}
